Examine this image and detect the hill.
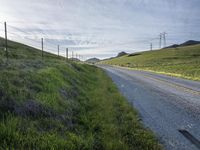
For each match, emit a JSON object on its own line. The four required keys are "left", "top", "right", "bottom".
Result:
{"left": 180, "top": 40, "right": 200, "bottom": 47}
{"left": 85, "top": 57, "right": 100, "bottom": 64}
{"left": 100, "top": 43, "right": 200, "bottom": 81}
{"left": 164, "top": 40, "right": 200, "bottom": 49}
{"left": 117, "top": 51, "right": 128, "bottom": 57}
{"left": 0, "top": 38, "right": 161, "bottom": 149}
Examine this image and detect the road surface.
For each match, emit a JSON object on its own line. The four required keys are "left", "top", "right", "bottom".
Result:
{"left": 99, "top": 65, "right": 200, "bottom": 150}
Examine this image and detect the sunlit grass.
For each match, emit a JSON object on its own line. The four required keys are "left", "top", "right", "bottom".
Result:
{"left": 0, "top": 38, "right": 161, "bottom": 149}
{"left": 100, "top": 45, "right": 200, "bottom": 81}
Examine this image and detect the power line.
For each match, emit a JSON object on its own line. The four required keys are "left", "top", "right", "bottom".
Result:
{"left": 6, "top": 24, "right": 30, "bottom": 35}
{"left": 0, "top": 22, "right": 69, "bottom": 58}
{"left": 0, "top": 21, "right": 174, "bottom": 57}
{"left": 6, "top": 30, "right": 59, "bottom": 53}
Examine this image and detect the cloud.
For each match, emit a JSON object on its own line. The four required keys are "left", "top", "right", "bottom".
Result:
{"left": 0, "top": 0, "right": 200, "bottom": 59}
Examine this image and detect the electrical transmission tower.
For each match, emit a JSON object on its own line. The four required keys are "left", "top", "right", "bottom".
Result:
{"left": 159, "top": 33, "right": 162, "bottom": 49}
{"left": 163, "top": 32, "right": 167, "bottom": 48}
{"left": 159, "top": 32, "right": 167, "bottom": 48}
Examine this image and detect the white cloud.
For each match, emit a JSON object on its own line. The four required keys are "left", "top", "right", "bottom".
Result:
{"left": 0, "top": 0, "right": 200, "bottom": 59}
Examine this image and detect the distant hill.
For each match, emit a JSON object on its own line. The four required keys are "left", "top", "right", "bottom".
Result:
{"left": 86, "top": 58, "right": 100, "bottom": 64}
{"left": 164, "top": 44, "right": 179, "bottom": 49}
{"left": 100, "top": 52, "right": 128, "bottom": 62}
{"left": 180, "top": 40, "right": 200, "bottom": 47}
{"left": 164, "top": 40, "right": 200, "bottom": 49}
{"left": 100, "top": 43, "right": 200, "bottom": 81}
{"left": 117, "top": 51, "right": 128, "bottom": 57}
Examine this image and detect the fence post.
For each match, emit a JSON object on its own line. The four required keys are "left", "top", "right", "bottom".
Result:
{"left": 57, "top": 45, "right": 59, "bottom": 57}
{"left": 41, "top": 38, "right": 44, "bottom": 60}
{"left": 4, "top": 22, "right": 8, "bottom": 61}
{"left": 66, "top": 48, "right": 68, "bottom": 61}
{"left": 72, "top": 51, "right": 74, "bottom": 61}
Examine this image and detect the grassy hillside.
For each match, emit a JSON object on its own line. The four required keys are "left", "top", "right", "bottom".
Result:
{"left": 100, "top": 45, "right": 200, "bottom": 81}
{"left": 0, "top": 38, "right": 161, "bottom": 149}
{"left": 85, "top": 58, "right": 100, "bottom": 64}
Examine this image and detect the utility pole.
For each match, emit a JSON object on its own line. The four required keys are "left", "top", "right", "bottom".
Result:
{"left": 4, "top": 22, "right": 8, "bottom": 60}
{"left": 150, "top": 43, "right": 152, "bottom": 51}
{"left": 66, "top": 48, "right": 68, "bottom": 61}
{"left": 159, "top": 33, "right": 162, "bottom": 49}
{"left": 41, "top": 38, "right": 44, "bottom": 59}
{"left": 163, "top": 32, "right": 167, "bottom": 48}
{"left": 57, "top": 45, "right": 59, "bottom": 57}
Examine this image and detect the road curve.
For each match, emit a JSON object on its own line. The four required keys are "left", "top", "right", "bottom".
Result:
{"left": 99, "top": 65, "right": 200, "bottom": 150}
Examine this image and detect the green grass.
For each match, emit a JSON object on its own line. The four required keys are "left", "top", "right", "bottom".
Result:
{"left": 0, "top": 38, "right": 161, "bottom": 149}
{"left": 100, "top": 45, "right": 200, "bottom": 81}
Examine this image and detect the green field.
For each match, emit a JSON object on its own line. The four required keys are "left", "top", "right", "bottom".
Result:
{"left": 100, "top": 45, "right": 200, "bottom": 81}
{"left": 0, "top": 38, "right": 161, "bottom": 149}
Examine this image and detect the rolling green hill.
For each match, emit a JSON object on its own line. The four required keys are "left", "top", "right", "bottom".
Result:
{"left": 0, "top": 38, "right": 161, "bottom": 149}
{"left": 85, "top": 58, "right": 100, "bottom": 64}
{"left": 100, "top": 44, "right": 200, "bottom": 81}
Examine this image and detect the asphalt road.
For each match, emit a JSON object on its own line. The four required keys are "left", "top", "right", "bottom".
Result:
{"left": 99, "top": 65, "right": 200, "bottom": 150}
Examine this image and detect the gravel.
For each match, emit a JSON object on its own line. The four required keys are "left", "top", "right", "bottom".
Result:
{"left": 99, "top": 65, "right": 200, "bottom": 150}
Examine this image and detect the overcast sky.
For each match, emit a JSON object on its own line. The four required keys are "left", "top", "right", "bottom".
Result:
{"left": 0, "top": 0, "right": 200, "bottom": 59}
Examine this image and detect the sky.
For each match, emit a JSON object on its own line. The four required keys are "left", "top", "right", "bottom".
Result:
{"left": 0, "top": 0, "right": 200, "bottom": 59}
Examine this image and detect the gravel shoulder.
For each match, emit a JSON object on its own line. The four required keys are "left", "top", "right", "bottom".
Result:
{"left": 99, "top": 65, "right": 200, "bottom": 150}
